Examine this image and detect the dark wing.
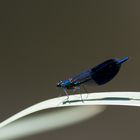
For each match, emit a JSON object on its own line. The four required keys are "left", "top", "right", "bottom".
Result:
{"left": 69, "top": 69, "right": 92, "bottom": 84}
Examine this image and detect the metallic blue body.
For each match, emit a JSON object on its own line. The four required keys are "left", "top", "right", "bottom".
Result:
{"left": 56, "top": 57, "right": 128, "bottom": 91}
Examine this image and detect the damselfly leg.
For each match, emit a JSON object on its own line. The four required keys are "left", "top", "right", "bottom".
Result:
{"left": 82, "top": 85, "right": 89, "bottom": 99}
{"left": 63, "top": 88, "right": 70, "bottom": 101}
{"left": 73, "top": 87, "right": 84, "bottom": 102}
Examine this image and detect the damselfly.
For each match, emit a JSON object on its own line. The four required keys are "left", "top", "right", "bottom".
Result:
{"left": 56, "top": 57, "right": 128, "bottom": 97}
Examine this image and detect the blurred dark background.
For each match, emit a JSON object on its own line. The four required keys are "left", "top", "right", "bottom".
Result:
{"left": 0, "top": 0, "right": 140, "bottom": 139}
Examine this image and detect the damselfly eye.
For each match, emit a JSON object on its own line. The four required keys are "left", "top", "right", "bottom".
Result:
{"left": 56, "top": 83, "right": 60, "bottom": 87}
{"left": 56, "top": 81, "right": 63, "bottom": 87}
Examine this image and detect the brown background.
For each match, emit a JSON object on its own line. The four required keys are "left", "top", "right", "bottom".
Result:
{"left": 0, "top": 0, "right": 140, "bottom": 140}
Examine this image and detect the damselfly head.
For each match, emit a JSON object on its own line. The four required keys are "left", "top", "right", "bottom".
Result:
{"left": 56, "top": 80, "right": 72, "bottom": 89}
{"left": 56, "top": 80, "right": 63, "bottom": 87}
